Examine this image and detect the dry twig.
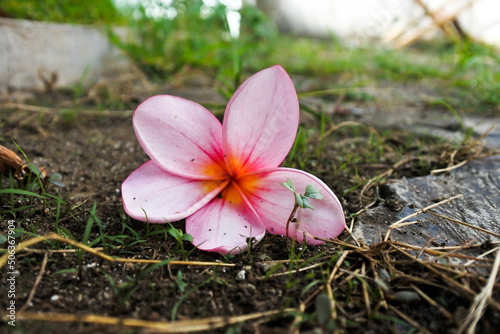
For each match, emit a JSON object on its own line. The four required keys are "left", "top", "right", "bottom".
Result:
{"left": 431, "top": 159, "right": 468, "bottom": 174}
{"left": 0, "top": 309, "right": 294, "bottom": 333}
{"left": 428, "top": 211, "right": 500, "bottom": 238}
{"left": 458, "top": 247, "right": 500, "bottom": 334}
{"left": 0, "top": 233, "right": 235, "bottom": 269}
{"left": 1, "top": 102, "right": 134, "bottom": 118}
{"left": 391, "top": 245, "right": 500, "bottom": 313}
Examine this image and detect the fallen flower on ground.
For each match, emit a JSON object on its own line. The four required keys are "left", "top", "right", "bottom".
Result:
{"left": 122, "top": 65, "right": 345, "bottom": 254}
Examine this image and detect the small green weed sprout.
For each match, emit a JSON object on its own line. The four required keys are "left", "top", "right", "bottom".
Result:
{"left": 174, "top": 270, "right": 188, "bottom": 293}
{"left": 167, "top": 222, "right": 193, "bottom": 258}
{"left": 280, "top": 178, "right": 324, "bottom": 238}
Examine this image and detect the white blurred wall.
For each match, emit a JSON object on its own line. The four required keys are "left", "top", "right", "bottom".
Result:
{"left": 255, "top": 0, "right": 500, "bottom": 47}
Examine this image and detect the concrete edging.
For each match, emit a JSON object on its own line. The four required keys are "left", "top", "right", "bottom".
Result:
{"left": 0, "top": 17, "right": 131, "bottom": 94}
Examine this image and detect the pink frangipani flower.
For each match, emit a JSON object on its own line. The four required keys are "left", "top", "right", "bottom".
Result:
{"left": 122, "top": 65, "right": 345, "bottom": 254}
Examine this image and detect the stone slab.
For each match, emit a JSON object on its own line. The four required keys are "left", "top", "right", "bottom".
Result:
{"left": 0, "top": 18, "right": 132, "bottom": 93}
{"left": 413, "top": 115, "right": 500, "bottom": 149}
{"left": 353, "top": 156, "right": 500, "bottom": 251}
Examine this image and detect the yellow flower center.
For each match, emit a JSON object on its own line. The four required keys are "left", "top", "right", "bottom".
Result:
{"left": 203, "top": 156, "right": 261, "bottom": 205}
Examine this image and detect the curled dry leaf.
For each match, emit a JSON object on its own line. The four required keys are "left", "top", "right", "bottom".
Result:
{"left": 0, "top": 145, "right": 23, "bottom": 180}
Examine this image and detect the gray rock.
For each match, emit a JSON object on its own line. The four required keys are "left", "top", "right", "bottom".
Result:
{"left": 353, "top": 156, "right": 500, "bottom": 252}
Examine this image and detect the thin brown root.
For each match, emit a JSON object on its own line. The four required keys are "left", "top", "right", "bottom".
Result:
{"left": 388, "top": 305, "right": 431, "bottom": 333}
{"left": 410, "top": 284, "right": 454, "bottom": 320}
{"left": 19, "top": 252, "right": 49, "bottom": 313}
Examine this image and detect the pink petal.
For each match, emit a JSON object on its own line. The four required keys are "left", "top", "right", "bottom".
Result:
{"left": 238, "top": 168, "right": 345, "bottom": 244}
{"left": 134, "top": 95, "right": 228, "bottom": 180}
{"left": 122, "top": 160, "right": 228, "bottom": 223}
{"left": 222, "top": 65, "right": 299, "bottom": 176}
{"left": 186, "top": 182, "right": 266, "bottom": 254}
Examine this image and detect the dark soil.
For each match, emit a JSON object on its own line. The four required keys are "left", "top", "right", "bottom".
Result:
{"left": 1, "top": 73, "right": 499, "bottom": 333}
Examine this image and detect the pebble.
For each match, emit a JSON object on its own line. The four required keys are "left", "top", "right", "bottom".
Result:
{"left": 236, "top": 270, "right": 246, "bottom": 280}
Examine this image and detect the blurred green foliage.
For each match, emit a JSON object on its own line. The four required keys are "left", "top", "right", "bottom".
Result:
{"left": 452, "top": 39, "right": 500, "bottom": 108}
{"left": 109, "top": 0, "right": 230, "bottom": 78}
{"left": 0, "top": 0, "right": 124, "bottom": 24}
{"left": 108, "top": 0, "right": 277, "bottom": 91}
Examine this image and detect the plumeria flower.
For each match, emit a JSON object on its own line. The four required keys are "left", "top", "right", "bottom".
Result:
{"left": 122, "top": 65, "right": 345, "bottom": 254}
